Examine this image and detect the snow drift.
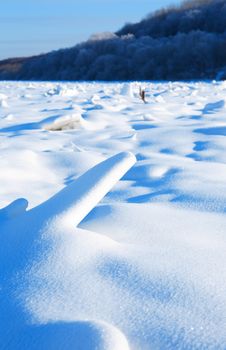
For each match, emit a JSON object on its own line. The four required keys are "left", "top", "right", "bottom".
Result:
{"left": 0, "top": 151, "right": 135, "bottom": 350}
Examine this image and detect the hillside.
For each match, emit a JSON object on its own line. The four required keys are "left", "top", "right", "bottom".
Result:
{"left": 1, "top": 0, "right": 226, "bottom": 81}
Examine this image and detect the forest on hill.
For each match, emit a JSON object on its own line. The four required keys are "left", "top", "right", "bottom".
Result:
{"left": 1, "top": 0, "right": 226, "bottom": 81}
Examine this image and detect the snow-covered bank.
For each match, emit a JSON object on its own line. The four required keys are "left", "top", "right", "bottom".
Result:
{"left": 1, "top": 81, "right": 226, "bottom": 349}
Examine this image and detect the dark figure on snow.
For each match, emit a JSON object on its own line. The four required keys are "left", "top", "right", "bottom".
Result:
{"left": 139, "top": 86, "right": 146, "bottom": 103}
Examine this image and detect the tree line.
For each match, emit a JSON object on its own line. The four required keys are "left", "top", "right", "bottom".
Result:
{"left": 1, "top": 0, "right": 226, "bottom": 81}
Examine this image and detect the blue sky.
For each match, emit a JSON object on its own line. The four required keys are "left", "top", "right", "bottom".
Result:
{"left": 0, "top": 0, "right": 181, "bottom": 60}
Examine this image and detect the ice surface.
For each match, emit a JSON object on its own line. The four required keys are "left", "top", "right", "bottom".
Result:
{"left": 1, "top": 81, "right": 226, "bottom": 349}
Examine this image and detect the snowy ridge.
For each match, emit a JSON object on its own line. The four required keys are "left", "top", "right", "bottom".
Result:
{"left": 35, "top": 151, "right": 136, "bottom": 228}
{"left": 0, "top": 152, "right": 135, "bottom": 350}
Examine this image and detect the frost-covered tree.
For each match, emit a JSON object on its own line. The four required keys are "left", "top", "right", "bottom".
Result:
{"left": 1, "top": 0, "right": 226, "bottom": 81}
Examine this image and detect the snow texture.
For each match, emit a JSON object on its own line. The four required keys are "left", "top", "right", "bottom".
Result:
{"left": 1, "top": 81, "right": 226, "bottom": 349}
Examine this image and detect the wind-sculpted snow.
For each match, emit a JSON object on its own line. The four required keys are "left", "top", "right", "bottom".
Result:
{"left": 1, "top": 81, "right": 226, "bottom": 349}
{"left": 0, "top": 151, "right": 135, "bottom": 350}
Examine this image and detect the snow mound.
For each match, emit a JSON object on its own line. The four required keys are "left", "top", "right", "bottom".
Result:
{"left": 0, "top": 93, "right": 7, "bottom": 100}
{"left": 43, "top": 114, "right": 86, "bottom": 131}
{"left": 120, "top": 83, "right": 134, "bottom": 98}
{"left": 0, "top": 198, "right": 28, "bottom": 219}
{"left": 0, "top": 99, "right": 8, "bottom": 108}
{"left": 45, "top": 85, "right": 78, "bottom": 97}
{"left": 3, "top": 113, "right": 14, "bottom": 121}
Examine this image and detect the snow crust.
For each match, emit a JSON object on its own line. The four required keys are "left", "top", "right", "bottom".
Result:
{"left": 1, "top": 81, "right": 226, "bottom": 349}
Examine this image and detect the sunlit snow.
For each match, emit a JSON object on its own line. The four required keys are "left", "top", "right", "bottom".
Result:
{"left": 1, "top": 81, "right": 226, "bottom": 349}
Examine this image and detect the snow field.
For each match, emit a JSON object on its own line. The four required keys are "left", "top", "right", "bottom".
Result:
{"left": 1, "top": 81, "right": 226, "bottom": 349}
